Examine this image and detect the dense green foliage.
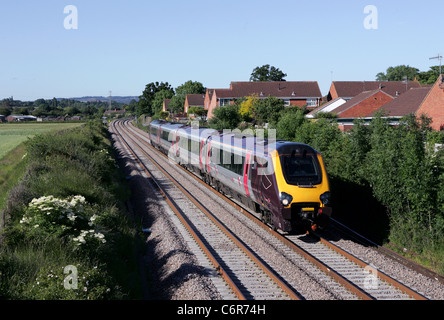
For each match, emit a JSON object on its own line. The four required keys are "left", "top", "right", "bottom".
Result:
{"left": 0, "top": 97, "right": 127, "bottom": 119}
{"left": 250, "top": 64, "right": 287, "bottom": 82}
{"left": 282, "top": 114, "right": 444, "bottom": 273}
{"left": 0, "top": 121, "right": 142, "bottom": 299}
{"left": 137, "top": 80, "right": 206, "bottom": 117}
{"left": 376, "top": 64, "right": 442, "bottom": 85}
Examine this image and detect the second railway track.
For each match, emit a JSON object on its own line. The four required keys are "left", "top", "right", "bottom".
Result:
{"left": 111, "top": 119, "right": 435, "bottom": 300}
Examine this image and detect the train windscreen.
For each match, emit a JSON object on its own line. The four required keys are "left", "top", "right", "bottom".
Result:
{"left": 280, "top": 150, "right": 322, "bottom": 186}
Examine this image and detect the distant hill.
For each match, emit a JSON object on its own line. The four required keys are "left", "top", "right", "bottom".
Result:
{"left": 58, "top": 96, "right": 139, "bottom": 104}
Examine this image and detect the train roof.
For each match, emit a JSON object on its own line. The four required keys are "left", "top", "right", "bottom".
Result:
{"left": 149, "top": 120, "right": 317, "bottom": 156}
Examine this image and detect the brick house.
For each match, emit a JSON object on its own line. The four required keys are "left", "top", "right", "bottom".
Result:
{"left": 416, "top": 75, "right": 444, "bottom": 131}
{"left": 371, "top": 87, "right": 432, "bottom": 118}
{"left": 162, "top": 99, "right": 171, "bottom": 112}
{"left": 332, "top": 76, "right": 444, "bottom": 132}
{"left": 328, "top": 80, "right": 422, "bottom": 101}
{"left": 205, "top": 81, "right": 322, "bottom": 119}
{"left": 334, "top": 90, "right": 394, "bottom": 118}
{"left": 184, "top": 94, "right": 205, "bottom": 113}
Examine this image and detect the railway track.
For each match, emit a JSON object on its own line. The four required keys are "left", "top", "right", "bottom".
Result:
{"left": 112, "top": 119, "right": 300, "bottom": 300}
{"left": 111, "top": 119, "right": 431, "bottom": 300}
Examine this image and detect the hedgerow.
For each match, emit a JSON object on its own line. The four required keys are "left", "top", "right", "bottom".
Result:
{"left": 0, "top": 121, "right": 141, "bottom": 299}
{"left": 277, "top": 112, "right": 444, "bottom": 274}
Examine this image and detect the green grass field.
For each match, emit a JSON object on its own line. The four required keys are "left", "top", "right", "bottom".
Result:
{"left": 0, "top": 122, "right": 83, "bottom": 160}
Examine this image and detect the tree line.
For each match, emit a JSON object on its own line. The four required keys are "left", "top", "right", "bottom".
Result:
{"left": 376, "top": 65, "right": 442, "bottom": 84}
{"left": 0, "top": 97, "right": 129, "bottom": 119}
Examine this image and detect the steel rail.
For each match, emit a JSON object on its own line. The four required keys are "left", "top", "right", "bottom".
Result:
{"left": 312, "top": 232, "right": 428, "bottom": 300}
{"left": 111, "top": 120, "right": 246, "bottom": 300}
{"left": 330, "top": 217, "right": 444, "bottom": 286}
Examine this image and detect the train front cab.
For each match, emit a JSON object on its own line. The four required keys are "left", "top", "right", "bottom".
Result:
{"left": 273, "top": 143, "right": 332, "bottom": 232}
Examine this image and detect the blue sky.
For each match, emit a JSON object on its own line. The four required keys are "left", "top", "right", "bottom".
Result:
{"left": 1, "top": 0, "right": 443, "bottom": 101}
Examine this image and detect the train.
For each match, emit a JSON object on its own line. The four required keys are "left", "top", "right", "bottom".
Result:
{"left": 148, "top": 120, "right": 332, "bottom": 233}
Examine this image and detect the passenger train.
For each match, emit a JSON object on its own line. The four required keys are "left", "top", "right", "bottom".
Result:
{"left": 149, "top": 120, "right": 332, "bottom": 233}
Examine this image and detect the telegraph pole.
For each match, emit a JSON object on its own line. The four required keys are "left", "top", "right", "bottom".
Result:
{"left": 108, "top": 91, "right": 112, "bottom": 112}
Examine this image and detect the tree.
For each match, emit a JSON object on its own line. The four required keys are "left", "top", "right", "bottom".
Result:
{"left": 250, "top": 64, "right": 287, "bottom": 82}
{"left": 276, "top": 109, "right": 306, "bottom": 141}
{"left": 137, "top": 82, "right": 174, "bottom": 116}
{"left": 175, "top": 80, "right": 206, "bottom": 97}
{"left": 239, "top": 94, "right": 259, "bottom": 121}
{"left": 254, "top": 96, "right": 285, "bottom": 125}
{"left": 151, "top": 89, "right": 175, "bottom": 115}
{"left": 417, "top": 66, "right": 442, "bottom": 85}
{"left": 168, "top": 80, "right": 206, "bottom": 115}
{"left": 208, "top": 104, "right": 241, "bottom": 130}
{"left": 375, "top": 65, "right": 419, "bottom": 82}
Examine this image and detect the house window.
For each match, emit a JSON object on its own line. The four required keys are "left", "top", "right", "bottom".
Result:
{"left": 219, "top": 98, "right": 231, "bottom": 106}
{"left": 283, "top": 99, "right": 290, "bottom": 106}
{"left": 307, "top": 98, "right": 318, "bottom": 107}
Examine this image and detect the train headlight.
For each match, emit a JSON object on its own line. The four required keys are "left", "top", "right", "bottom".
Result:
{"left": 280, "top": 192, "right": 293, "bottom": 207}
{"left": 320, "top": 192, "right": 331, "bottom": 205}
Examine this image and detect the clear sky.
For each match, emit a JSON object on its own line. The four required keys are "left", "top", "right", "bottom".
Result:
{"left": 1, "top": 0, "right": 443, "bottom": 101}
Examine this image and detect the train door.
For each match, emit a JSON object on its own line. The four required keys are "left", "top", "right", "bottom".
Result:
{"left": 249, "top": 156, "right": 272, "bottom": 205}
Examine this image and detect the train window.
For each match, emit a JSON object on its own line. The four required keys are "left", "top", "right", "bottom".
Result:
{"left": 150, "top": 126, "right": 158, "bottom": 136}
{"left": 161, "top": 130, "right": 170, "bottom": 141}
{"left": 191, "top": 139, "right": 200, "bottom": 155}
{"left": 210, "top": 147, "right": 220, "bottom": 164}
{"left": 280, "top": 151, "right": 322, "bottom": 186}
{"left": 220, "top": 149, "right": 244, "bottom": 175}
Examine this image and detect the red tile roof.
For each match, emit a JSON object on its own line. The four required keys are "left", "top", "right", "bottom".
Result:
{"left": 334, "top": 90, "right": 394, "bottom": 118}
{"left": 186, "top": 94, "right": 205, "bottom": 106}
{"left": 371, "top": 87, "right": 432, "bottom": 117}
{"left": 331, "top": 81, "right": 422, "bottom": 99}
{"left": 209, "top": 81, "right": 322, "bottom": 99}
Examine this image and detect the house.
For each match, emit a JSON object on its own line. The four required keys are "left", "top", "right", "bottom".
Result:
{"left": 184, "top": 94, "right": 205, "bottom": 113}
{"left": 205, "top": 81, "right": 322, "bottom": 119}
{"left": 416, "top": 75, "right": 444, "bottom": 131}
{"left": 6, "top": 115, "right": 37, "bottom": 122}
{"left": 371, "top": 76, "right": 444, "bottom": 131}
{"left": 330, "top": 75, "right": 444, "bottom": 132}
{"left": 371, "top": 87, "right": 432, "bottom": 118}
{"left": 327, "top": 80, "right": 422, "bottom": 101}
{"left": 334, "top": 89, "right": 394, "bottom": 118}
{"left": 162, "top": 99, "right": 171, "bottom": 112}
{"left": 306, "top": 97, "right": 346, "bottom": 118}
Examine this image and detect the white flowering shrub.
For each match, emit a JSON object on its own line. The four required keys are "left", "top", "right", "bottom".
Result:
{"left": 19, "top": 195, "right": 106, "bottom": 249}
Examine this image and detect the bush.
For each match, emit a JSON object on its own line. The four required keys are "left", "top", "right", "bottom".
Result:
{"left": 208, "top": 104, "right": 241, "bottom": 130}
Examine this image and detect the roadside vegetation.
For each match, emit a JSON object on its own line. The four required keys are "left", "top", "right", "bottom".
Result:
{"left": 0, "top": 121, "right": 142, "bottom": 299}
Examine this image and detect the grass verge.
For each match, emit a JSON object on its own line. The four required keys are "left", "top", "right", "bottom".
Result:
{"left": 0, "top": 121, "right": 143, "bottom": 299}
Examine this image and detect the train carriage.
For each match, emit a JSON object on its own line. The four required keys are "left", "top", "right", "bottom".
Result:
{"left": 149, "top": 120, "right": 332, "bottom": 233}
